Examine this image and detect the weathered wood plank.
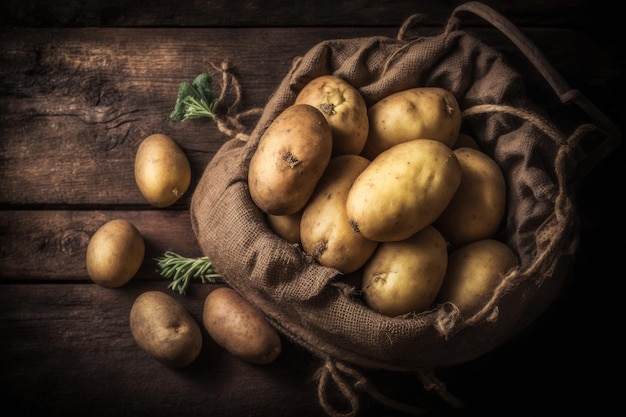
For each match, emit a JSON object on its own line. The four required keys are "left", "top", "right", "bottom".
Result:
{"left": 0, "top": 210, "right": 202, "bottom": 280}
{"left": 0, "top": 282, "right": 330, "bottom": 417}
{"left": 0, "top": 0, "right": 608, "bottom": 28}
{"left": 1, "top": 27, "right": 622, "bottom": 207}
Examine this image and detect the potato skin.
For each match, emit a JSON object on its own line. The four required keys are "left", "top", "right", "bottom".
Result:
{"left": 346, "top": 139, "right": 462, "bottom": 242}
{"left": 266, "top": 211, "right": 303, "bottom": 245}
{"left": 134, "top": 133, "right": 191, "bottom": 208}
{"left": 130, "top": 291, "right": 203, "bottom": 368}
{"left": 436, "top": 239, "right": 518, "bottom": 319}
{"left": 434, "top": 147, "right": 507, "bottom": 248}
{"left": 203, "top": 287, "right": 282, "bottom": 365}
{"left": 361, "top": 87, "right": 461, "bottom": 160}
{"left": 295, "top": 75, "right": 369, "bottom": 156}
{"left": 86, "top": 219, "right": 145, "bottom": 288}
{"left": 361, "top": 225, "right": 448, "bottom": 316}
{"left": 248, "top": 104, "right": 333, "bottom": 215}
{"left": 300, "top": 154, "right": 378, "bottom": 273}
{"left": 452, "top": 133, "right": 481, "bottom": 150}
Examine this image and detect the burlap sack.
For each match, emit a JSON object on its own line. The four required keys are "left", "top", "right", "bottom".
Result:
{"left": 190, "top": 2, "right": 620, "bottom": 415}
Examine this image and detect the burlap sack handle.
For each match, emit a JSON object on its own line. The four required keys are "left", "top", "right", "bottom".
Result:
{"left": 444, "top": 1, "right": 621, "bottom": 183}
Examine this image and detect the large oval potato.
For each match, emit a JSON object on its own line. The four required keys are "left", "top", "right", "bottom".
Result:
{"left": 434, "top": 147, "right": 507, "bottom": 248}
{"left": 361, "top": 87, "right": 461, "bottom": 160}
{"left": 130, "top": 291, "right": 203, "bottom": 368}
{"left": 300, "top": 154, "right": 378, "bottom": 273}
{"left": 86, "top": 219, "right": 145, "bottom": 288}
{"left": 203, "top": 287, "right": 282, "bottom": 365}
{"left": 346, "top": 139, "right": 462, "bottom": 242}
{"left": 361, "top": 225, "right": 448, "bottom": 317}
{"left": 134, "top": 133, "right": 191, "bottom": 208}
{"left": 248, "top": 104, "right": 333, "bottom": 215}
{"left": 295, "top": 75, "right": 369, "bottom": 156}
{"left": 436, "top": 239, "right": 518, "bottom": 319}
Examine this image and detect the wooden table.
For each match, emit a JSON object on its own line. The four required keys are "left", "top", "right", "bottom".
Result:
{"left": 1, "top": 1, "right": 623, "bottom": 416}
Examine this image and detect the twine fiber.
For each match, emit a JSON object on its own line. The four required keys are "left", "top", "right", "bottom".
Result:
{"left": 190, "top": 14, "right": 591, "bottom": 416}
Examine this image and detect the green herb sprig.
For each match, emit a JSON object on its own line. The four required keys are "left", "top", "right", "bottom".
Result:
{"left": 169, "top": 72, "right": 220, "bottom": 121}
{"left": 156, "top": 251, "right": 222, "bottom": 295}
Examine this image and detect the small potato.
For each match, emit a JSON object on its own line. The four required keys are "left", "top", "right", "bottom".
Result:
{"left": 434, "top": 147, "right": 507, "bottom": 247}
{"left": 346, "top": 139, "right": 462, "bottom": 242}
{"left": 300, "top": 154, "right": 378, "bottom": 273}
{"left": 266, "top": 210, "right": 303, "bottom": 245}
{"left": 130, "top": 291, "right": 203, "bottom": 368}
{"left": 134, "top": 133, "right": 191, "bottom": 208}
{"left": 86, "top": 219, "right": 145, "bottom": 288}
{"left": 452, "top": 133, "right": 481, "bottom": 150}
{"left": 248, "top": 104, "right": 333, "bottom": 215}
{"left": 203, "top": 287, "right": 282, "bottom": 365}
{"left": 295, "top": 75, "right": 369, "bottom": 156}
{"left": 436, "top": 239, "right": 518, "bottom": 319}
{"left": 361, "top": 226, "right": 448, "bottom": 317}
{"left": 361, "top": 87, "right": 461, "bottom": 160}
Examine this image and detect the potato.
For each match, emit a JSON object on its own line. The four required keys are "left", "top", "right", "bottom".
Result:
{"left": 346, "top": 139, "right": 462, "bottom": 242}
{"left": 134, "top": 133, "right": 191, "bottom": 208}
{"left": 130, "top": 291, "right": 203, "bottom": 368}
{"left": 203, "top": 287, "right": 282, "bottom": 365}
{"left": 248, "top": 104, "right": 333, "bottom": 215}
{"left": 436, "top": 239, "right": 518, "bottom": 318}
{"left": 300, "top": 154, "right": 378, "bottom": 273}
{"left": 361, "top": 87, "right": 461, "bottom": 160}
{"left": 434, "top": 147, "right": 507, "bottom": 247}
{"left": 295, "top": 75, "right": 369, "bottom": 156}
{"left": 86, "top": 219, "right": 145, "bottom": 288}
{"left": 266, "top": 211, "right": 303, "bottom": 245}
{"left": 452, "top": 133, "right": 481, "bottom": 150}
{"left": 361, "top": 226, "right": 448, "bottom": 317}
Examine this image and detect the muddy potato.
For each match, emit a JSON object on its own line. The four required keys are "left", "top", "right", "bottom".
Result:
{"left": 436, "top": 239, "right": 518, "bottom": 318}
{"left": 130, "top": 291, "right": 203, "bottom": 368}
{"left": 361, "top": 87, "right": 461, "bottom": 160}
{"left": 300, "top": 154, "right": 378, "bottom": 273}
{"left": 346, "top": 139, "right": 462, "bottom": 242}
{"left": 266, "top": 211, "right": 303, "bottom": 244}
{"left": 134, "top": 133, "right": 191, "bottom": 208}
{"left": 203, "top": 287, "right": 282, "bottom": 365}
{"left": 86, "top": 219, "right": 145, "bottom": 288}
{"left": 295, "top": 75, "right": 369, "bottom": 156}
{"left": 248, "top": 104, "right": 333, "bottom": 215}
{"left": 362, "top": 226, "right": 448, "bottom": 317}
{"left": 434, "top": 147, "right": 507, "bottom": 247}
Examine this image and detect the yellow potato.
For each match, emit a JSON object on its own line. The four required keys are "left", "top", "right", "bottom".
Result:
{"left": 248, "top": 104, "right": 333, "bottom": 215}
{"left": 266, "top": 211, "right": 303, "bottom": 245}
{"left": 361, "top": 226, "right": 448, "bottom": 316}
{"left": 434, "top": 147, "right": 507, "bottom": 247}
{"left": 346, "top": 139, "right": 462, "bottom": 242}
{"left": 452, "top": 133, "right": 481, "bottom": 150}
{"left": 85, "top": 219, "right": 145, "bottom": 288}
{"left": 436, "top": 239, "right": 518, "bottom": 318}
{"left": 203, "top": 287, "right": 282, "bottom": 365}
{"left": 300, "top": 154, "right": 378, "bottom": 273}
{"left": 361, "top": 87, "right": 461, "bottom": 160}
{"left": 130, "top": 291, "right": 203, "bottom": 368}
{"left": 134, "top": 133, "right": 191, "bottom": 208}
{"left": 295, "top": 75, "right": 369, "bottom": 156}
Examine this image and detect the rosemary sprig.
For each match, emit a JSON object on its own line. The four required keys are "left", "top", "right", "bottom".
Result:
{"left": 156, "top": 251, "right": 223, "bottom": 295}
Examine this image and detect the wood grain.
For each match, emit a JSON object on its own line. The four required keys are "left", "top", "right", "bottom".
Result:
{"left": 0, "top": 0, "right": 608, "bottom": 28}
